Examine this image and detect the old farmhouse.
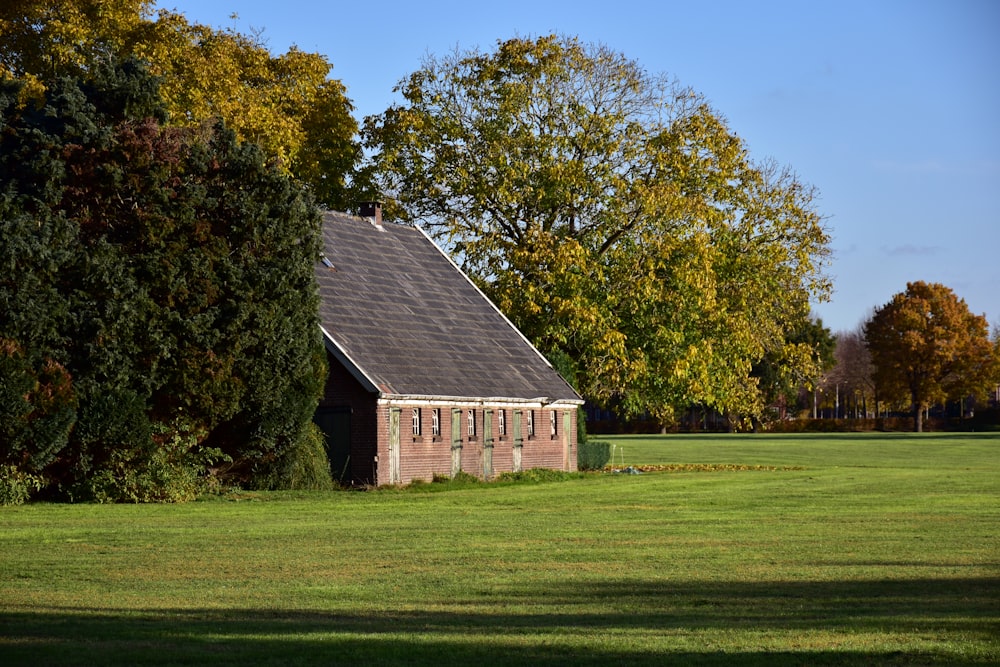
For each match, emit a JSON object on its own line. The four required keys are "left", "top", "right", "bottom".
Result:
{"left": 314, "top": 204, "right": 584, "bottom": 486}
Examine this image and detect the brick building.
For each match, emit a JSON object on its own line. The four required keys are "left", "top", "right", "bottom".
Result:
{"left": 314, "top": 205, "right": 583, "bottom": 486}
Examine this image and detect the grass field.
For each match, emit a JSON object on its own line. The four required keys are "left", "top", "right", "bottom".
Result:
{"left": 1, "top": 433, "right": 997, "bottom": 665}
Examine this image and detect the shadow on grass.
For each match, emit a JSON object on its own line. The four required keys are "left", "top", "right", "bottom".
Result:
{"left": 1, "top": 577, "right": 996, "bottom": 666}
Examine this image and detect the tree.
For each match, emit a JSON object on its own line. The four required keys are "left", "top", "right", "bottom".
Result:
{"left": 0, "top": 0, "right": 360, "bottom": 209}
{"left": 750, "top": 315, "right": 835, "bottom": 426}
{"left": 364, "top": 35, "right": 831, "bottom": 424}
{"left": 864, "top": 282, "right": 999, "bottom": 432}
{"left": 0, "top": 61, "right": 325, "bottom": 498}
{"left": 824, "top": 324, "right": 876, "bottom": 419}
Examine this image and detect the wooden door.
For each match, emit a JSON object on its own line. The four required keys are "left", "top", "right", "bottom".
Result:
{"left": 451, "top": 408, "right": 462, "bottom": 477}
{"left": 388, "top": 408, "right": 401, "bottom": 484}
{"left": 563, "top": 410, "right": 572, "bottom": 471}
{"left": 483, "top": 409, "right": 493, "bottom": 479}
{"left": 313, "top": 406, "right": 351, "bottom": 484}
{"left": 512, "top": 410, "right": 523, "bottom": 473}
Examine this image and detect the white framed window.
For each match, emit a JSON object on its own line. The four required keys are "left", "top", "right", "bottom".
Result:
{"left": 467, "top": 409, "right": 476, "bottom": 437}
{"left": 431, "top": 408, "right": 440, "bottom": 436}
{"left": 497, "top": 409, "right": 506, "bottom": 436}
{"left": 550, "top": 410, "right": 557, "bottom": 437}
{"left": 527, "top": 410, "right": 534, "bottom": 437}
{"left": 412, "top": 408, "right": 421, "bottom": 436}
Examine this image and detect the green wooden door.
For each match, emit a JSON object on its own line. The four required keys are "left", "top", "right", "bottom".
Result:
{"left": 563, "top": 410, "right": 573, "bottom": 471}
{"left": 512, "top": 410, "right": 523, "bottom": 473}
{"left": 451, "top": 408, "right": 462, "bottom": 477}
{"left": 483, "top": 409, "right": 493, "bottom": 479}
{"left": 388, "top": 408, "right": 401, "bottom": 484}
{"left": 313, "top": 406, "right": 351, "bottom": 483}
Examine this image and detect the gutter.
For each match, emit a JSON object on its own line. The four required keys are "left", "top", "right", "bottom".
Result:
{"left": 378, "top": 394, "right": 584, "bottom": 408}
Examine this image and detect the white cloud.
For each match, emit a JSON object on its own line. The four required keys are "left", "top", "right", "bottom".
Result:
{"left": 881, "top": 244, "right": 941, "bottom": 257}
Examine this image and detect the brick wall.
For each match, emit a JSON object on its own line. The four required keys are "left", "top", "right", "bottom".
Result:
{"left": 317, "top": 352, "right": 378, "bottom": 485}
{"left": 318, "top": 353, "right": 578, "bottom": 486}
{"left": 379, "top": 404, "right": 577, "bottom": 485}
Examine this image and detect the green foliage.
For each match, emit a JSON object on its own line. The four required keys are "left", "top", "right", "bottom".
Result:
{"left": 82, "top": 422, "right": 228, "bottom": 503}
{"left": 413, "top": 469, "right": 580, "bottom": 490}
{"left": 0, "top": 340, "right": 76, "bottom": 474}
{"left": 748, "top": 315, "right": 836, "bottom": 424}
{"left": 766, "top": 417, "right": 917, "bottom": 433}
{"left": 429, "top": 471, "right": 480, "bottom": 486}
{"left": 256, "top": 423, "right": 335, "bottom": 491}
{"left": 494, "top": 468, "right": 583, "bottom": 483}
{"left": 366, "top": 35, "right": 831, "bottom": 423}
{"left": 0, "top": 464, "right": 45, "bottom": 506}
{"left": 0, "top": 0, "right": 360, "bottom": 210}
{"left": 577, "top": 439, "right": 612, "bottom": 471}
{"left": 0, "top": 61, "right": 326, "bottom": 498}
{"left": 865, "top": 281, "right": 1000, "bottom": 432}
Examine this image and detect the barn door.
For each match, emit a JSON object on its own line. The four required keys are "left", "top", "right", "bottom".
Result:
{"left": 563, "top": 410, "right": 572, "bottom": 471}
{"left": 388, "top": 408, "right": 401, "bottom": 484}
{"left": 483, "top": 409, "right": 493, "bottom": 479}
{"left": 313, "top": 406, "right": 351, "bottom": 484}
{"left": 512, "top": 410, "right": 523, "bottom": 473}
{"left": 450, "top": 408, "right": 462, "bottom": 477}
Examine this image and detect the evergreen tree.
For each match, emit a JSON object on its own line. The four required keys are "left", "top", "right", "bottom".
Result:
{"left": 0, "top": 61, "right": 325, "bottom": 500}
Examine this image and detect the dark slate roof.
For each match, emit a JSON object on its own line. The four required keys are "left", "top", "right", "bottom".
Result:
{"left": 315, "top": 211, "right": 582, "bottom": 403}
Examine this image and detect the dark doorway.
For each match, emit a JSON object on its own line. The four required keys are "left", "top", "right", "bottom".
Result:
{"left": 314, "top": 406, "right": 351, "bottom": 484}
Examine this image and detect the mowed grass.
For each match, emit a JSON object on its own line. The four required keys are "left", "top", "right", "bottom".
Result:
{"left": 1, "top": 433, "right": 997, "bottom": 665}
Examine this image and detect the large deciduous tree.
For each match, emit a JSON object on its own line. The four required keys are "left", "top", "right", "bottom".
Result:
{"left": 0, "top": 0, "right": 360, "bottom": 209}
{"left": 364, "top": 35, "right": 831, "bottom": 424}
{"left": 864, "top": 282, "right": 999, "bottom": 432}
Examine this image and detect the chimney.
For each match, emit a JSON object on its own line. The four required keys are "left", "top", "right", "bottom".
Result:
{"left": 358, "top": 201, "right": 383, "bottom": 230}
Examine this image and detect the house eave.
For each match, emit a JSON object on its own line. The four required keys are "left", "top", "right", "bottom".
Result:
{"left": 320, "top": 325, "right": 584, "bottom": 407}
{"left": 319, "top": 325, "right": 380, "bottom": 394}
{"left": 377, "top": 394, "right": 584, "bottom": 408}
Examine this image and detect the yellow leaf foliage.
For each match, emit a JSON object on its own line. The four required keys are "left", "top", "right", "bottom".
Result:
{"left": 1, "top": 0, "right": 358, "bottom": 208}
{"left": 367, "top": 35, "right": 832, "bottom": 422}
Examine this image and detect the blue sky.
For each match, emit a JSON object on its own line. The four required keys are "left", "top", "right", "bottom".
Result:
{"left": 155, "top": 0, "right": 999, "bottom": 334}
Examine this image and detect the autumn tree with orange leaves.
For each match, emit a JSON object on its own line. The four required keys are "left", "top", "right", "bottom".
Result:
{"left": 864, "top": 282, "right": 999, "bottom": 432}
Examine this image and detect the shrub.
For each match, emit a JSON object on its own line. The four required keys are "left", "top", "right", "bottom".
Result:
{"left": 257, "top": 423, "right": 334, "bottom": 491}
{"left": 83, "top": 421, "right": 228, "bottom": 503}
{"left": 0, "top": 465, "right": 45, "bottom": 506}
{"left": 1, "top": 63, "right": 325, "bottom": 499}
{"left": 577, "top": 439, "right": 612, "bottom": 470}
{"left": 432, "top": 471, "right": 481, "bottom": 486}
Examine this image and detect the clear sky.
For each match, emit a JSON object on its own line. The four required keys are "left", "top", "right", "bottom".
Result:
{"left": 155, "top": 0, "right": 1000, "bottom": 334}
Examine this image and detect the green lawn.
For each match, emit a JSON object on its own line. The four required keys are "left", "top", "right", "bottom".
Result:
{"left": 1, "top": 433, "right": 997, "bottom": 665}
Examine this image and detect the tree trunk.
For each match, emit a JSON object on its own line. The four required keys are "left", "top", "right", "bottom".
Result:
{"left": 913, "top": 403, "right": 923, "bottom": 432}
